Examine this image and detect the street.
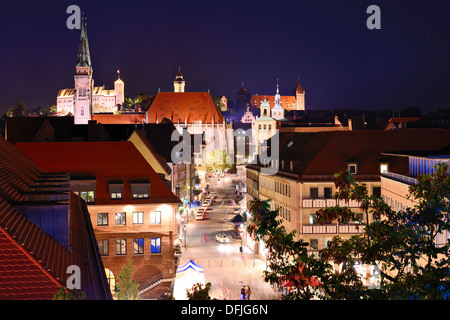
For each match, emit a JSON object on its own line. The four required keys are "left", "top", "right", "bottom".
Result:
{"left": 178, "top": 166, "right": 280, "bottom": 300}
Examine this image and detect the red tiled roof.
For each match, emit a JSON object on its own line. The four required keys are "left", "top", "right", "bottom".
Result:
{"left": 16, "top": 141, "right": 180, "bottom": 205}
{"left": 275, "top": 130, "right": 450, "bottom": 180}
{"left": 251, "top": 95, "right": 297, "bottom": 110}
{"left": 92, "top": 113, "right": 146, "bottom": 124}
{"left": 0, "top": 136, "right": 112, "bottom": 300}
{"left": 147, "top": 92, "right": 225, "bottom": 124}
{"left": 0, "top": 221, "right": 62, "bottom": 300}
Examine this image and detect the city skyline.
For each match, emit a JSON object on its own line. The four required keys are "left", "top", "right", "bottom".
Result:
{"left": 1, "top": 0, "right": 449, "bottom": 116}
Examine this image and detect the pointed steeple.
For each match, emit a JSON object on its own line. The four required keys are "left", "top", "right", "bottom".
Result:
{"left": 76, "top": 16, "right": 92, "bottom": 70}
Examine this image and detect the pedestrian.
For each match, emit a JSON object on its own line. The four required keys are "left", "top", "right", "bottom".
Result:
{"left": 245, "top": 285, "right": 251, "bottom": 300}
{"left": 240, "top": 286, "right": 246, "bottom": 300}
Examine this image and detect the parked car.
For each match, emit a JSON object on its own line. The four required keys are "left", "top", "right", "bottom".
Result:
{"left": 233, "top": 208, "right": 240, "bottom": 214}
{"left": 215, "top": 233, "right": 230, "bottom": 243}
{"left": 196, "top": 208, "right": 204, "bottom": 220}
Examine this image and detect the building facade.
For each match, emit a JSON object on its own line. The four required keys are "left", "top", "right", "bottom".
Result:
{"left": 15, "top": 141, "right": 181, "bottom": 298}
{"left": 245, "top": 130, "right": 450, "bottom": 262}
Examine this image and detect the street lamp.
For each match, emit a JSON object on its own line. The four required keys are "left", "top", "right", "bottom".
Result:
{"left": 183, "top": 224, "right": 187, "bottom": 248}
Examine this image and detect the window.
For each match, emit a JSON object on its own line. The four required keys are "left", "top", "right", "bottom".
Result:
{"left": 133, "top": 211, "right": 143, "bottom": 224}
{"left": 380, "top": 163, "right": 389, "bottom": 174}
{"left": 151, "top": 238, "right": 161, "bottom": 253}
{"left": 98, "top": 239, "right": 109, "bottom": 256}
{"left": 310, "top": 239, "right": 319, "bottom": 250}
{"left": 309, "top": 214, "right": 318, "bottom": 225}
{"left": 115, "top": 239, "right": 126, "bottom": 255}
{"left": 97, "top": 213, "right": 108, "bottom": 226}
{"left": 131, "top": 182, "right": 150, "bottom": 199}
{"left": 115, "top": 212, "right": 126, "bottom": 225}
{"left": 71, "top": 179, "right": 96, "bottom": 203}
{"left": 324, "top": 187, "right": 333, "bottom": 199}
{"left": 80, "top": 191, "right": 95, "bottom": 203}
{"left": 373, "top": 186, "right": 381, "bottom": 197}
{"left": 150, "top": 211, "right": 161, "bottom": 224}
{"left": 310, "top": 187, "right": 318, "bottom": 199}
{"left": 109, "top": 182, "right": 123, "bottom": 199}
{"left": 347, "top": 163, "right": 358, "bottom": 174}
{"left": 133, "top": 238, "right": 144, "bottom": 254}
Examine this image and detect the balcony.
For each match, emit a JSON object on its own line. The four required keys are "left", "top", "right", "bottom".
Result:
{"left": 302, "top": 223, "right": 364, "bottom": 234}
{"left": 302, "top": 198, "right": 360, "bottom": 208}
{"left": 382, "top": 171, "right": 418, "bottom": 185}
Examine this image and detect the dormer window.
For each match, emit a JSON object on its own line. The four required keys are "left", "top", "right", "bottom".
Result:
{"left": 347, "top": 162, "right": 358, "bottom": 175}
{"left": 379, "top": 162, "right": 389, "bottom": 174}
{"left": 131, "top": 181, "right": 150, "bottom": 199}
{"left": 109, "top": 181, "right": 123, "bottom": 200}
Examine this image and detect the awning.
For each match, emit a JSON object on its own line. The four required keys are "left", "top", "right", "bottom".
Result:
{"left": 173, "top": 260, "right": 205, "bottom": 300}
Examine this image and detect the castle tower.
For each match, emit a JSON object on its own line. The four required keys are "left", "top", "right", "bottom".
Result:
{"left": 173, "top": 68, "right": 185, "bottom": 92}
{"left": 295, "top": 78, "right": 305, "bottom": 111}
{"left": 74, "top": 18, "right": 93, "bottom": 124}
{"left": 114, "top": 69, "right": 125, "bottom": 109}
{"left": 271, "top": 80, "right": 285, "bottom": 120}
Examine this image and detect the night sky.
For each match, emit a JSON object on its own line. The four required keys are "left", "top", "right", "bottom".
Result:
{"left": 1, "top": 0, "right": 449, "bottom": 116}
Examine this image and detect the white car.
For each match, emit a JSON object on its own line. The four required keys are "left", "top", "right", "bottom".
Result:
{"left": 233, "top": 208, "right": 240, "bottom": 214}
{"left": 215, "top": 233, "right": 230, "bottom": 243}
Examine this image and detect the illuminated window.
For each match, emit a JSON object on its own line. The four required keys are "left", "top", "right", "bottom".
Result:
{"left": 115, "top": 239, "right": 127, "bottom": 255}
{"left": 150, "top": 211, "right": 161, "bottom": 224}
{"left": 133, "top": 238, "right": 144, "bottom": 254}
{"left": 97, "top": 213, "right": 108, "bottom": 226}
{"left": 151, "top": 237, "right": 161, "bottom": 253}
{"left": 380, "top": 163, "right": 389, "bottom": 174}
{"left": 105, "top": 268, "right": 116, "bottom": 294}
{"left": 115, "top": 212, "right": 126, "bottom": 225}
{"left": 347, "top": 162, "right": 358, "bottom": 174}
{"left": 133, "top": 211, "right": 143, "bottom": 224}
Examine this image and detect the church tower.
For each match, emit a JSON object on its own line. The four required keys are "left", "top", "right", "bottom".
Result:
{"left": 74, "top": 18, "right": 93, "bottom": 124}
{"left": 173, "top": 68, "right": 185, "bottom": 92}
{"left": 295, "top": 78, "right": 305, "bottom": 111}
{"left": 114, "top": 69, "right": 125, "bottom": 109}
{"left": 271, "top": 80, "right": 285, "bottom": 120}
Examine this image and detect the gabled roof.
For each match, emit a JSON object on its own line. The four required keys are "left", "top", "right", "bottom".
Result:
{"left": 147, "top": 92, "right": 225, "bottom": 124}
{"left": 251, "top": 95, "right": 297, "bottom": 110}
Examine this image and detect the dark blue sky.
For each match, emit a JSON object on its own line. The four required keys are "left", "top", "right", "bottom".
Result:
{"left": 1, "top": 0, "right": 449, "bottom": 115}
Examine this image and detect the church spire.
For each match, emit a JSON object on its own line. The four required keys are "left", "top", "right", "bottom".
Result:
{"left": 76, "top": 16, "right": 92, "bottom": 70}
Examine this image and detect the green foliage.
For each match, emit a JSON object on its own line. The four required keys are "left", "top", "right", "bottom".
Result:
{"left": 53, "top": 287, "right": 86, "bottom": 300}
{"left": 248, "top": 163, "right": 450, "bottom": 300}
{"left": 186, "top": 282, "right": 212, "bottom": 300}
{"left": 115, "top": 261, "right": 140, "bottom": 300}
{"left": 7, "top": 101, "right": 28, "bottom": 117}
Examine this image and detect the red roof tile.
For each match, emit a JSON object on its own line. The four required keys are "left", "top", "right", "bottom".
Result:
{"left": 16, "top": 141, "right": 180, "bottom": 204}
{"left": 147, "top": 92, "right": 225, "bottom": 124}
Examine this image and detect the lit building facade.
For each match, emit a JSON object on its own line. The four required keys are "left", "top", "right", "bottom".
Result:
{"left": 15, "top": 141, "right": 181, "bottom": 299}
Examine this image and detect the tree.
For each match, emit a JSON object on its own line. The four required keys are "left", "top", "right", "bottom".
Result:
{"left": 115, "top": 261, "right": 140, "bottom": 300}
{"left": 39, "top": 104, "right": 57, "bottom": 115}
{"left": 247, "top": 163, "right": 450, "bottom": 300}
{"left": 318, "top": 163, "right": 450, "bottom": 299}
{"left": 186, "top": 282, "right": 212, "bottom": 300}
{"left": 53, "top": 287, "right": 86, "bottom": 300}
{"left": 205, "top": 150, "right": 233, "bottom": 173}
{"left": 7, "top": 101, "right": 28, "bottom": 117}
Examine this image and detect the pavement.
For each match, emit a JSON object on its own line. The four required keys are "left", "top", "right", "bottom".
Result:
{"left": 180, "top": 245, "right": 281, "bottom": 300}
{"left": 176, "top": 166, "right": 281, "bottom": 300}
